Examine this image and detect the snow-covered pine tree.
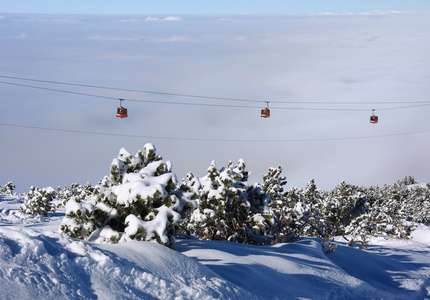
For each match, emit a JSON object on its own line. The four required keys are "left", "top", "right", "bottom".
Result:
{"left": 289, "top": 179, "right": 327, "bottom": 238}
{"left": 243, "top": 166, "right": 285, "bottom": 245}
{"left": 345, "top": 209, "right": 412, "bottom": 244}
{"left": 321, "top": 181, "right": 367, "bottom": 237}
{"left": 175, "top": 172, "right": 201, "bottom": 235}
{"left": 262, "top": 166, "right": 286, "bottom": 218}
{"left": 381, "top": 182, "right": 407, "bottom": 219}
{"left": 20, "top": 186, "right": 56, "bottom": 216}
{"left": 361, "top": 180, "right": 412, "bottom": 239}
{"left": 0, "top": 181, "right": 16, "bottom": 195}
{"left": 61, "top": 143, "right": 190, "bottom": 247}
{"left": 185, "top": 160, "right": 287, "bottom": 245}
{"left": 253, "top": 166, "right": 295, "bottom": 243}
{"left": 343, "top": 177, "right": 420, "bottom": 245}
{"left": 261, "top": 166, "right": 287, "bottom": 202}
{"left": 406, "top": 183, "right": 430, "bottom": 224}
{"left": 189, "top": 159, "right": 253, "bottom": 243}
{"left": 379, "top": 176, "right": 429, "bottom": 225}
{"left": 188, "top": 160, "right": 223, "bottom": 239}
{"left": 56, "top": 182, "right": 94, "bottom": 208}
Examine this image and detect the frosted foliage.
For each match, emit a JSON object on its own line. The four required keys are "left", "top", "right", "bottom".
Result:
{"left": 57, "top": 144, "right": 428, "bottom": 250}
{"left": 180, "top": 173, "right": 201, "bottom": 198}
{"left": 345, "top": 212, "right": 412, "bottom": 246}
{"left": 250, "top": 213, "right": 270, "bottom": 234}
{"left": 61, "top": 144, "right": 189, "bottom": 248}
{"left": 20, "top": 186, "right": 55, "bottom": 217}
{"left": 266, "top": 177, "right": 421, "bottom": 246}
{"left": 61, "top": 197, "right": 97, "bottom": 239}
{"left": 143, "top": 143, "right": 161, "bottom": 165}
{"left": 0, "top": 181, "right": 16, "bottom": 195}
{"left": 56, "top": 182, "right": 94, "bottom": 208}
{"left": 123, "top": 205, "right": 181, "bottom": 245}
{"left": 188, "top": 159, "right": 275, "bottom": 244}
{"left": 262, "top": 166, "right": 286, "bottom": 199}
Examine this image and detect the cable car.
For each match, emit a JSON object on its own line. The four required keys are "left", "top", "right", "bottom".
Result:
{"left": 261, "top": 108, "right": 270, "bottom": 118}
{"left": 117, "top": 107, "right": 127, "bottom": 118}
{"left": 116, "top": 99, "right": 128, "bottom": 118}
{"left": 370, "top": 109, "right": 378, "bottom": 124}
{"left": 261, "top": 101, "right": 270, "bottom": 118}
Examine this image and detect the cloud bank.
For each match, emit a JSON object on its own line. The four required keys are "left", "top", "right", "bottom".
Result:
{"left": 1, "top": 12, "right": 429, "bottom": 192}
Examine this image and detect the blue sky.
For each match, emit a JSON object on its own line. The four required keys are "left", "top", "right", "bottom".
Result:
{"left": 2, "top": 0, "right": 430, "bottom": 14}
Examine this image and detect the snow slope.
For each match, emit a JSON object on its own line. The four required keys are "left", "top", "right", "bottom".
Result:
{"left": 1, "top": 195, "right": 429, "bottom": 299}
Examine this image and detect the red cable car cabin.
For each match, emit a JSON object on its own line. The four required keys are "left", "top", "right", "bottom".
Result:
{"left": 370, "top": 115, "right": 378, "bottom": 124}
{"left": 261, "top": 108, "right": 270, "bottom": 118}
{"left": 117, "top": 106, "right": 128, "bottom": 118}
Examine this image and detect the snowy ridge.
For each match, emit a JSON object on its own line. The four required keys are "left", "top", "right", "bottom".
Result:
{"left": 0, "top": 228, "right": 252, "bottom": 299}
{"left": 0, "top": 199, "right": 252, "bottom": 299}
{"left": 177, "top": 236, "right": 430, "bottom": 299}
{"left": 1, "top": 195, "right": 430, "bottom": 299}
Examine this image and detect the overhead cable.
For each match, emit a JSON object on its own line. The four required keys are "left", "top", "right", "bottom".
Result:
{"left": 2, "top": 79, "right": 429, "bottom": 112}
{"left": 1, "top": 74, "right": 430, "bottom": 108}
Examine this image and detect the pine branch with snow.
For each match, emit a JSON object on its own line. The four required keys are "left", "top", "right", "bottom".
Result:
{"left": 188, "top": 160, "right": 253, "bottom": 243}
{"left": 0, "top": 181, "right": 16, "bottom": 195}
{"left": 61, "top": 143, "right": 189, "bottom": 248}
{"left": 56, "top": 182, "right": 94, "bottom": 208}
{"left": 20, "top": 186, "right": 56, "bottom": 216}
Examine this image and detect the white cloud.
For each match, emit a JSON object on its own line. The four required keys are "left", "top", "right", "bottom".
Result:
{"left": 145, "top": 16, "right": 184, "bottom": 21}
{"left": 1, "top": 12, "right": 430, "bottom": 192}
{"left": 309, "top": 10, "right": 415, "bottom": 16}
{"left": 163, "top": 16, "right": 184, "bottom": 21}
{"left": 86, "top": 34, "right": 143, "bottom": 42}
{"left": 145, "top": 16, "right": 160, "bottom": 21}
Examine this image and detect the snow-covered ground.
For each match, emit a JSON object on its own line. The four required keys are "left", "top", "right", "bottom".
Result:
{"left": 1, "top": 195, "right": 429, "bottom": 299}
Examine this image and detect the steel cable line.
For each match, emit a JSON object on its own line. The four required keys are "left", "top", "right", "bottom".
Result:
{"left": 1, "top": 79, "right": 428, "bottom": 112}
{"left": 0, "top": 80, "right": 114, "bottom": 100}
{"left": 2, "top": 74, "right": 430, "bottom": 107}
{"left": 0, "top": 80, "right": 251, "bottom": 108}
{"left": 0, "top": 80, "right": 272, "bottom": 109}
{"left": 0, "top": 80, "right": 360, "bottom": 111}
{"left": 0, "top": 75, "right": 268, "bottom": 104}
{"left": 2, "top": 122, "right": 430, "bottom": 142}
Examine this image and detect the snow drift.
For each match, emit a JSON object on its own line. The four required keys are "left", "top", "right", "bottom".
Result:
{"left": 1, "top": 194, "right": 430, "bottom": 299}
